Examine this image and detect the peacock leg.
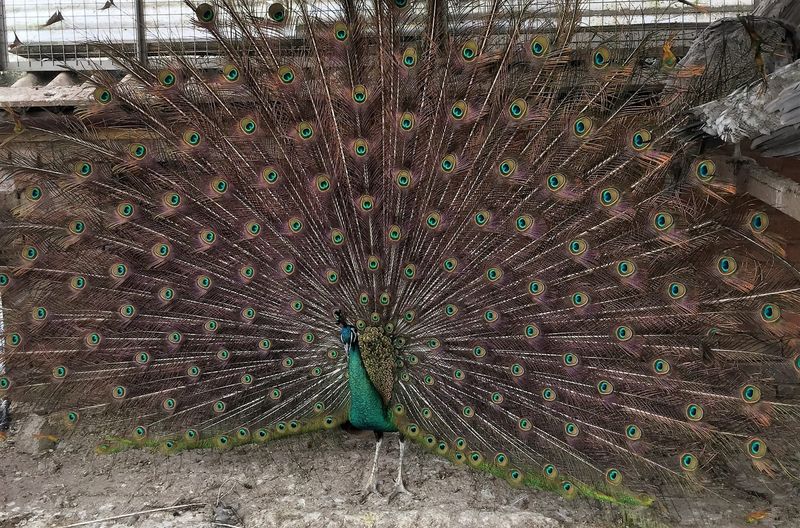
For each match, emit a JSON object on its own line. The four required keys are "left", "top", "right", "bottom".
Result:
{"left": 360, "top": 431, "right": 383, "bottom": 502}
{"left": 388, "top": 433, "right": 411, "bottom": 502}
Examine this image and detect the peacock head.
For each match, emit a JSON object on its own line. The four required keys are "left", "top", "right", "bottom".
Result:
{"left": 340, "top": 325, "right": 357, "bottom": 346}
{"left": 336, "top": 310, "right": 357, "bottom": 347}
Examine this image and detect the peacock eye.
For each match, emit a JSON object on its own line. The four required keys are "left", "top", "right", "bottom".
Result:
{"left": 298, "top": 122, "right": 314, "bottom": 139}
{"left": 528, "top": 279, "right": 544, "bottom": 296}
{"left": 199, "top": 229, "right": 217, "bottom": 245}
{"left": 26, "top": 186, "right": 43, "bottom": 201}
{"left": 716, "top": 256, "right": 737, "bottom": 276}
{"left": 747, "top": 437, "right": 766, "bottom": 459}
{"left": 23, "top": 245, "right": 39, "bottom": 261}
{"left": 262, "top": 167, "right": 279, "bottom": 184}
{"left": 614, "top": 325, "right": 633, "bottom": 341}
{"left": 158, "top": 69, "right": 176, "bottom": 87}
{"left": 741, "top": 384, "right": 761, "bottom": 403}
{"left": 652, "top": 358, "right": 671, "bottom": 375}
{"left": 600, "top": 187, "right": 620, "bottom": 207}
{"left": 353, "top": 139, "right": 368, "bottom": 157}
{"left": 315, "top": 174, "right": 332, "bottom": 192}
{"left": 74, "top": 161, "right": 93, "bottom": 177}
{"left": 515, "top": 214, "right": 532, "bottom": 232}
{"left": 196, "top": 3, "right": 215, "bottom": 22}
{"left": 68, "top": 220, "right": 86, "bottom": 235}
{"left": 547, "top": 173, "right": 566, "bottom": 191}
{"left": 749, "top": 212, "right": 768, "bottom": 233}
{"left": 679, "top": 452, "right": 698, "bottom": 472}
{"left": 281, "top": 260, "right": 295, "bottom": 275}
{"left": 164, "top": 192, "right": 182, "bottom": 208}
{"left": 592, "top": 47, "right": 610, "bottom": 69}
{"left": 685, "top": 403, "right": 704, "bottom": 421}
{"left": 474, "top": 210, "right": 491, "bottom": 227}
{"left": 441, "top": 154, "right": 457, "bottom": 173}
{"left": 694, "top": 159, "right": 716, "bottom": 182}
{"left": 425, "top": 211, "right": 441, "bottom": 229}
{"left": 183, "top": 130, "right": 201, "bottom": 146}
{"left": 597, "top": 380, "right": 614, "bottom": 395}
{"left": 394, "top": 170, "right": 412, "bottom": 189}
{"left": 451, "top": 100, "right": 467, "bottom": 120}
{"left": 152, "top": 242, "right": 170, "bottom": 258}
{"left": 498, "top": 159, "right": 517, "bottom": 177}
{"left": 631, "top": 129, "right": 652, "bottom": 150}
{"left": 568, "top": 238, "right": 587, "bottom": 256}
{"left": 666, "top": 281, "right": 686, "bottom": 299}
{"left": 359, "top": 195, "right": 375, "bottom": 212}
{"left": 288, "top": 217, "right": 303, "bottom": 233}
{"left": 268, "top": 3, "right": 287, "bottom": 22}
{"left": 93, "top": 87, "right": 112, "bottom": 104}
{"left": 573, "top": 117, "right": 592, "bottom": 137}
{"left": 325, "top": 269, "right": 338, "bottom": 284}
{"left": 330, "top": 229, "right": 345, "bottom": 245}
{"left": 461, "top": 40, "right": 478, "bottom": 61}
{"left": 571, "top": 291, "right": 588, "bottom": 307}
{"left": 530, "top": 35, "right": 549, "bottom": 57}
{"left": 352, "top": 85, "right": 368, "bottom": 103}
{"left": 653, "top": 211, "right": 674, "bottom": 231}
{"left": 334, "top": 22, "right": 349, "bottom": 41}
{"left": 196, "top": 275, "right": 212, "bottom": 289}
{"left": 625, "top": 424, "right": 641, "bottom": 441}
{"left": 278, "top": 65, "right": 295, "bottom": 84}
{"left": 402, "top": 47, "right": 417, "bottom": 67}
{"left": 240, "top": 117, "right": 257, "bottom": 134}
{"left": 399, "top": 112, "right": 414, "bottom": 131}
{"left": 508, "top": 98, "right": 527, "bottom": 119}
{"left": 129, "top": 143, "right": 147, "bottom": 159}
{"left": 760, "top": 303, "right": 781, "bottom": 323}
{"left": 616, "top": 260, "right": 636, "bottom": 278}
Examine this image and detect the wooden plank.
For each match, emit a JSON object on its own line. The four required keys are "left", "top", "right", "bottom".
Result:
{"left": 0, "top": 85, "right": 92, "bottom": 107}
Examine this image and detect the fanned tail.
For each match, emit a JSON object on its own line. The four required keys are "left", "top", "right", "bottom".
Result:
{"left": 1, "top": 0, "right": 799, "bottom": 502}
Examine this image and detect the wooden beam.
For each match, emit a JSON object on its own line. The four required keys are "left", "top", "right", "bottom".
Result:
{"left": 0, "top": 85, "right": 92, "bottom": 107}
{"left": 738, "top": 162, "right": 800, "bottom": 223}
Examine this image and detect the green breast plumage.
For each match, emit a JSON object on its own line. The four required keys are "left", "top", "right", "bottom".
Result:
{"left": 347, "top": 343, "right": 396, "bottom": 432}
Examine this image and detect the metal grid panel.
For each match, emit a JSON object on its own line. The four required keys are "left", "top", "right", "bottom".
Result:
{"left": 584, "top": 0, "right": 754, "bottom": 24}
{"left": 582, "top": 0, "right": 754, "bottom": 48}
{"left": 5, "top": 0, "right": 138, "bottom": 70}
{"left": 144, "top": 1, "right": 212, "bottom": 59}
{"left": 2, "top": 0, "right": 755, "bottom": 72}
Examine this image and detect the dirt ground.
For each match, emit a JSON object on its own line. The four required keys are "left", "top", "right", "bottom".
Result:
{"left": 1, "top": 413, "right": 799, "bottom": 528}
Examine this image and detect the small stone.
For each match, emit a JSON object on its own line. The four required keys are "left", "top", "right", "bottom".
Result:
{"left": 15, "top": 414, "right": 57, "bottom": 455}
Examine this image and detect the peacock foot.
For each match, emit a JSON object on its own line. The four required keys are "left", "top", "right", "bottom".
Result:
{"left": 358, "top": 431, "right": 384, "bottom": 503}
{"left": 358, "top": 481, "right": 381, "bottom": 504}
{"left": 387, "top": 479, "right": 412, "bottom": 503}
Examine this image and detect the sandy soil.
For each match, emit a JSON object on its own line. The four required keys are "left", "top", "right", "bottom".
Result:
{"left": 1, "top": 412, "right": 798, "bottom": 528}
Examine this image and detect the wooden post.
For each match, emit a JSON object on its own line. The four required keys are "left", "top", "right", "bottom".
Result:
{"left": 0, "top": 0, "right": 9, "bottom": 71}
{"left": 134, "top": 0, "right": 147, "bottom": 65}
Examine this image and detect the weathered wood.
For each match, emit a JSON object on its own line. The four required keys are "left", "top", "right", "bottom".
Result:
{"left": 0, "top": 128, "right": 157, "bottom": 143}
{"left": 739, "top": 161, "right": 800, "bottom": 222}
{"left": 0, "top": 84, "right": 92, "bottom": 107}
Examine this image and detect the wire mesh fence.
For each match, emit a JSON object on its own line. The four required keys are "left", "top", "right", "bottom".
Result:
{"left": 1, "top": 0, "right": 755, "bottom": 72}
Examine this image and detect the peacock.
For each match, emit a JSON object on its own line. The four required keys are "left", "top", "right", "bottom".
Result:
{"left": 1, "top": 0, "right": 800, "bottom": 507}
